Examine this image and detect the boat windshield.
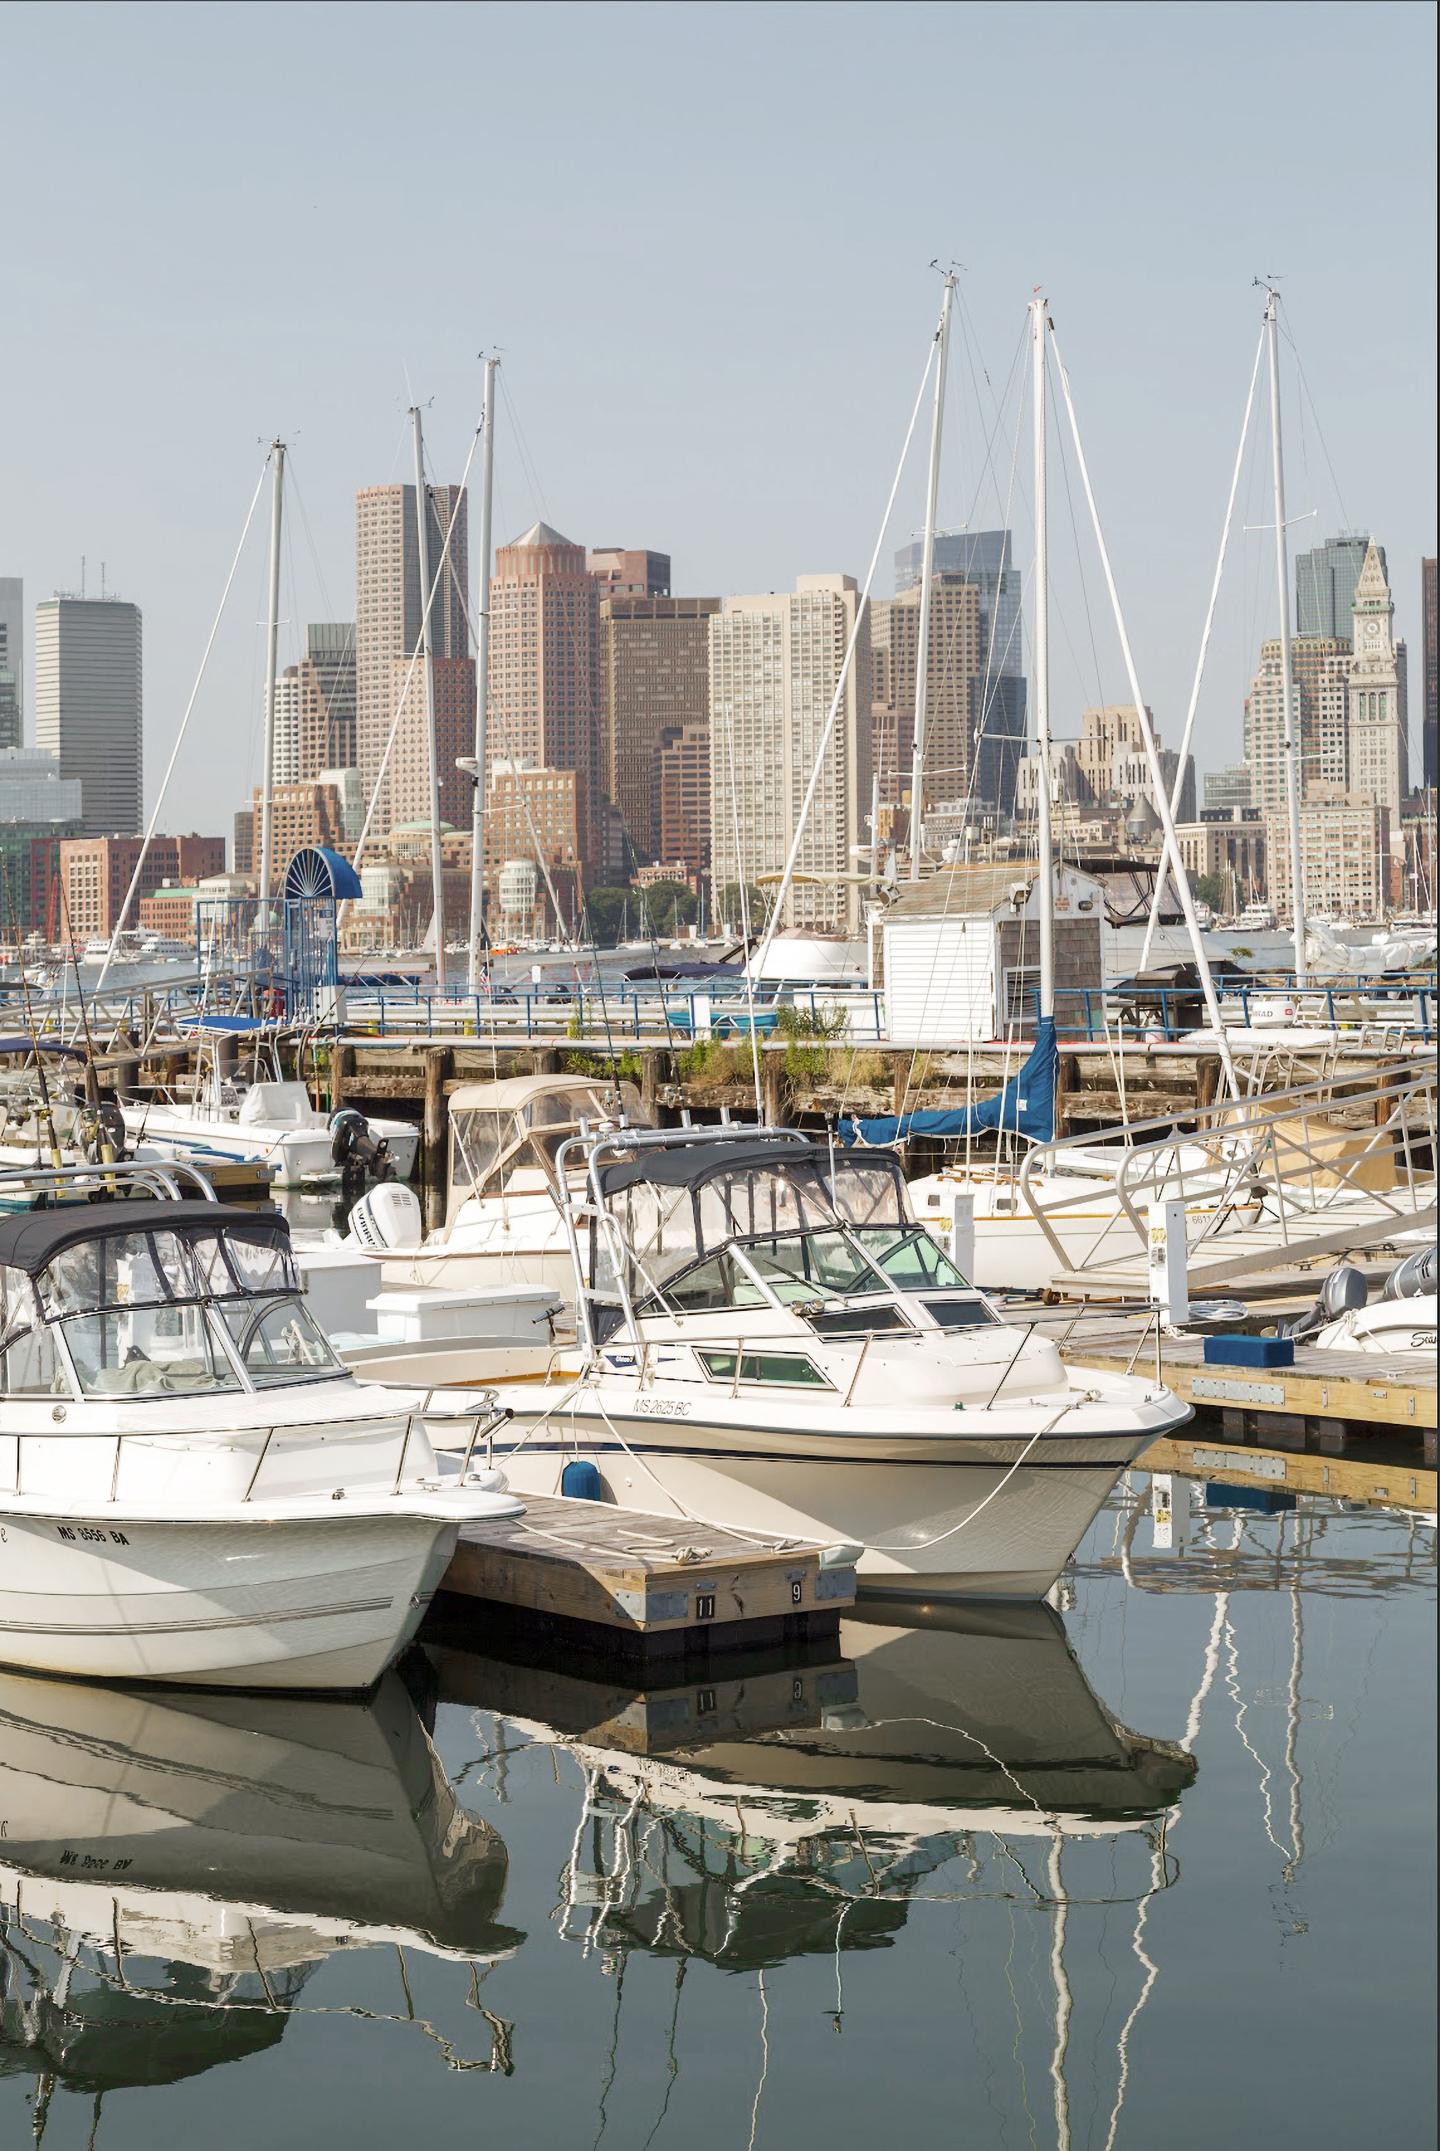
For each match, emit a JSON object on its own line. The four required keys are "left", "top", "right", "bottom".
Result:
{"left": 449, "top": 1083, "right": 644, "bottom": 1210}
{"left": 2, "top": 1222, "right": 345, "bottom": 1399}
{"left": 845, "top": 1225, "right": 973, "bottom": 1291}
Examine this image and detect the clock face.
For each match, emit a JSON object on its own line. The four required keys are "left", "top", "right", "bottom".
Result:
{"left": 1363, "top": 619, "right": 1382, "bottom": 647}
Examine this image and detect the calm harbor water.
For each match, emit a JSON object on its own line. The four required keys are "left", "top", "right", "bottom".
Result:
{"left": 2, "top": 1471, "right": 1433, "bottom": 2150}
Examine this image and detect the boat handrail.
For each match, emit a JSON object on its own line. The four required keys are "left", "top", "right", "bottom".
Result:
{"left": 0, "top": 1155, "right": 222, "bottom": 1205}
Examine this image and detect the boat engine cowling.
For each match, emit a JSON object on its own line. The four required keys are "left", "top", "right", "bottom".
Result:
{"left": 346, "top": 1181, "right": 424, "bottom": 1252}
{"left": 1282, "top": 1261, "right": 1368, "bottom": 1340}
{"left": 1383, "top": 1244, "right": 1437, "bottom": 1301}
{"left": 330, "top": 1106, "right": 396, "bottom": 1185}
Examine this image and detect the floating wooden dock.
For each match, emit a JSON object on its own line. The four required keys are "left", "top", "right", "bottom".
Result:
{"left": 1061, "top": 1320, "right": 1437, "bottom": 1465}
{"left": 1141, "top": 1431, "right": 1436, "bottom": 1513}
{"left": 438, "top": 1493, "right": 857, "bottom": 1662}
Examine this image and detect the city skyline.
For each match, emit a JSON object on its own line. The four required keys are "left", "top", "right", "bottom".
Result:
{"left": 0, "top": 2, "right": 1433, "bottom": 832}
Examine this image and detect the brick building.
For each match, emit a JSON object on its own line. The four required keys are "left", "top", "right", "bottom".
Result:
{"left": 59, "top": 833, "right": 226, "bottom": 940}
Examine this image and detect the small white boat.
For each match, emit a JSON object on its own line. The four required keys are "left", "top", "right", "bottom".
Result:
{"left": 341, "top": 1073, "right": 647, "bottom": 1295}
{"left": 455, "top": 1122, "right": 1189, "bottom": 1600}
{"left": 120, "top": 1026, "right": 418, "bottom": 1187}
{"left": 0, "top": 1172, "right": 520, "bottom": 1689}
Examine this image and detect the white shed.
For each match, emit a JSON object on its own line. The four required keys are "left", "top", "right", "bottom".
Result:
{"left": 881, "top": 864, "right": 1105, "bottom": 1045}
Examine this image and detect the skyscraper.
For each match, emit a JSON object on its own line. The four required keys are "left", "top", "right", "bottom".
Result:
{"left": 1296, "top": 532, "right": 1379, "bottom": 639}
{"left": 588, "top": 548, "right": 671, "bottom": 600}
{"left": 355, "top": 484, "right": 468, "bottom": 839}
{"left": 597, "top": 594, "right": 718, "bottom": 868}
{"left": 487, "top": 522, "right": 601, "bottom": 873}
{"left": 871, "top": 574, "right": 983, "bottom": 823}
{"left": 708, "top": 575, "right": 870, "bottom": 931}
{"left": 1243, "top": 635, "right": 1348, "bottom": 813}
{"left": 1423, "top": 557, "right": 1437, "bottom": 790}
{"left": 297, "top": 622, "right": 357, "bottom": 778}
{"left": 33, "top": 595, "right": 143, "bottom": 835}
{"left": 892, "top": 530, "right": 1026, "bottom": 811}
{"left": 0, "top": 578, "right": 22, "bottom": 750}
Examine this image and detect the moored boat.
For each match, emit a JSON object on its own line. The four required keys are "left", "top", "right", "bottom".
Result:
{"left": 0, "top": 1172, "right": 520, "bottom": 1689}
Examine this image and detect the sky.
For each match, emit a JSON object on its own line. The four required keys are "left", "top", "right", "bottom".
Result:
{"left": 2, "top": 0, "right": 1435, "bottom": 832}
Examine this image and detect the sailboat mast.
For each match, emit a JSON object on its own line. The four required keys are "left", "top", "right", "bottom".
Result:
{"left": 468, "top": 356, "right": 499, "bottom": 993}
{"left": 907, "top": 271, "right": 955, "bottom": 881}
{"left": 411, "top": 405, "right": 446, "bottom": 985}
{"left": 1262, "top": 286, "right": 1307, "bottom": 986}
{"left": 1031, "top": 296, "right": 1055, "bottom": 1019}
{"left": 257, "top": 438, "right": 286, "bottom": 917}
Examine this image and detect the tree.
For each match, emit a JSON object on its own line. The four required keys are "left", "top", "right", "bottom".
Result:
{"left": 581, "top": 887, "right": 629, "bottom": 945}
{"left": 714, "top": 883, "right": 777, "bottom": 937}
{"left": 635, "top": 880, "right": 698, "bottom": 935}
{"left": 1192, "top": 872, "right": 1226, "bottom": 912}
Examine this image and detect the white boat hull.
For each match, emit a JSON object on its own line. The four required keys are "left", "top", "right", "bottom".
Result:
{"left": 483, "top": 1405, "right": 1158, "bottom": 1599}
{"left": 0, "top": 1507, "right": 462, "bottom": 1690}
{"left": 120, "top": 1108, "right": 419, "bottom": 1187}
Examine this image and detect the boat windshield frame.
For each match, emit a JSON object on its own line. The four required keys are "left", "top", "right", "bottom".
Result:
{"left": 0, "top": 1210, "right": 349, "bottom": 1403}
{"left": 447, "top": 1080, "right": 644, "bottom": 1214}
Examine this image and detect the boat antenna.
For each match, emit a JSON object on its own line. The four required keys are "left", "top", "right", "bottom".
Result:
{"left": 2, "top": 857, "right": 64, "bottom": 1170}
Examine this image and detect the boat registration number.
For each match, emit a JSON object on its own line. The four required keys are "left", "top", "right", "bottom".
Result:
{"left": 634, "top": 1398, "right": 691, "bottom": 1418}
{"left": 55, "top": 1525, "right": 131, "bottom": 1546}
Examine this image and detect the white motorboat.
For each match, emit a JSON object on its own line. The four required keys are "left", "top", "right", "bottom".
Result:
{"left": 1299, "top": 1245, "right": 1438, "bottom": 1354}
{"left": 120, "top": 1025, "right": 418, "bottom": 1188}
{"left": 341, "top": 1072, "right": 647, "bottom": 1296}
{"left": 454, "top": 1122, "right": 1189, "bottom": 1599}
{"left": 0, "top": 1169, "right": 521, "bottom": 1689}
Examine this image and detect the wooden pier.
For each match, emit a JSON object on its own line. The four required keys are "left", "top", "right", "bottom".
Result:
{"left": 1060, "top": 1320, "right": 1437, "bottom": 1465}
{"left": 438, "top": 1493, "right": 857, "bottom": 1663}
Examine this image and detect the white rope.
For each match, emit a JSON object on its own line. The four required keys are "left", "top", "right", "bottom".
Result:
{"left": 1139, "top": 324, "right": 1266, "bottom": 970}
{"left": 97, "top": 449, "right": 272, "bottom": 990}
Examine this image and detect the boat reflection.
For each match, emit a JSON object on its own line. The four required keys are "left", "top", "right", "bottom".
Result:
{"left": 0, "top": 1667, "right": 522, "bottom": 2118}
{"left": 430, "top": 1600, "right": 1196, "bottom": 1974}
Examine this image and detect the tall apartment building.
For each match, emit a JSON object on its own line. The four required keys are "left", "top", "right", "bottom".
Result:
{"left": 485, "top": 765, "right": 583, "bottom": 933}
{"left": 1296, "top": 532, "right": 1377, "bottom": 639}
{"left": 1421, "top": 557, "right": 1437, "bottom": 790}
{"left": 893, "top": 529, "right": 1026, "bottom": 812}
{"left": 1345, "top": 539, "right": 1407, "bottom": 814}
{"left": 656, "top": 721, "right": 710, "bottom": 875}
{"left": 0, "top": 578, "right": 23, "bottom": 749}
{"left": 597, "top": 594, "right": 718, "bottom": 867}
{"left": 59, "top": 832, "right": 225, "bottom": 939}
{"left": 708, "top": 575, "right": 870, "bottom": 932}
{"left": 355, "top": 484, "right": 467, "bottom": 839}
{"left": 387, "top": 654, "right": 476, "bottom": 832}
{"left": 1204, "top": 764, "right": 1253, "bottom": 813}
{"left": 588, "top": 548, "right": 670, "bottom": 600}
{"left": 235, "top": 780, "right": 350, "bottom": 874}
{"left": 488, "top": 523, "right": 600, "bottom": 872}
{"left": 1243, "top": 634, "right": 1348, "bottom": 813}
{"left": 871, "top": 575, "right": 982, "bottom": 832}
{"left": 1265, "top": 800, "right": 1391, "bottom": 922}
{"left": 33, "top": 596, "right": 143, "bottom": 835}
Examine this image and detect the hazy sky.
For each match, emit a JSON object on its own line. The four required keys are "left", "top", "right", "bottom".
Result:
{"left": 3, "top": 0, "right": 1435, "bottom": 832}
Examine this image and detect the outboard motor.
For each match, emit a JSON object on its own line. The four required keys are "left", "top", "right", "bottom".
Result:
{"left": 1281, "top": 1261, "right": 1368, "bottom": 1341}
{"left": 330, "top": 1106, "right": 397, "bottom": 1187}
{"left": 345, "top": 1181, "right": 424, "bottom": 1252}
{"left": 1383, "top": 1243, "right": 1438, "bottom": 1301}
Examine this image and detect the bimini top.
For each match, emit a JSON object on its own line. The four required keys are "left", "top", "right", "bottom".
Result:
{"left": 0, "top": 1199, "right": 290, "bottom": 1279}
{"left": 596, "top": 1136, "right": 867, "bottom": 1199}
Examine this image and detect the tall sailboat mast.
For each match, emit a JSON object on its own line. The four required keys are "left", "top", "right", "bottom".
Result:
{"left": 1261, "top": 283, "right": 1307, "bottom": 985}
{"left": 410, "top": 404, "right": 446, "bottom": 984}
{"left": 257, "top": 438, "right": 286, "bottom": 919}
{"left": 907, "top": 270, "right": 956, "bottom": 880}
{"left": 468, "top": 356, "right": 499, "bottom": 993}
{"left": 1030, "top": 295, "right": 1055, "bottom": 1019}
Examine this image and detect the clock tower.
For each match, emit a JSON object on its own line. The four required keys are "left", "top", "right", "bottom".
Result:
{"left": 1346, "top": 539, "right": 1407, "bottom": 814}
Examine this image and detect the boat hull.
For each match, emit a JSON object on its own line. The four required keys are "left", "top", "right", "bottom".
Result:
{"left": 0, "top": 1509, "right": 461, "bottom": 1690}
{"left": 485, "top": 1410, "right": 1154, "bottom": 1599}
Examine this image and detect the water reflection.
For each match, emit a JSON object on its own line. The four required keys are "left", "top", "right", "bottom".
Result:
{"left": 0, "top": 1668, "right": 520, "bottom": 2127}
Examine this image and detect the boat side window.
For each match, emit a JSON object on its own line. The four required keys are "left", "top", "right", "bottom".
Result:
{"left": 922, "top": 1297, "right": 998, "bottom": 1329}
{"left": 218, "top": 1294, "right": 345, "bottom": 1386}
{"left": 188, "top": 1228, "right": 297, "bottom": 1299}
{"left": 37, "top": 1229, "right": 194, "bottom": 1319}
{"left": 642, "top": 1251, "right": 765, "bottom": 1316}
{"left": 696, "top": 1348, "right": 833, "bottom": 1389}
